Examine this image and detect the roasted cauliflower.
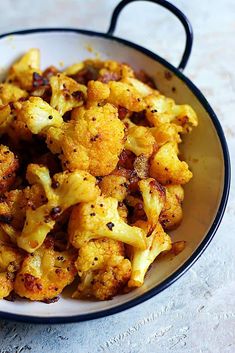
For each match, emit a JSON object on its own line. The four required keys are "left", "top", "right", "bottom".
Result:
{"left": 47, "top": 103, "right": 125, "bottom": 175}
{"left": 14, "top": 242, "right": 76, "bottom": 301}
{"left": 0, "top": 50, "right": 198, "bottom": 302}
{"left": 0, "top": 241, "right": 22, "bottom": 299}
{"left": 73, "top": 238, "right": 131, "bottom": 300}
{"left": 69, "top": 195, "right": 146, "bottom": 249}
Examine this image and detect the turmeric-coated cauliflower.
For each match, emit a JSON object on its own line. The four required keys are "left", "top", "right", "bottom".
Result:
{"left": 50, "top": 73, "right": 87, "bottom": 115}
{"left": 139, "top": 178, "right": 166, "bottom": 229}
{"left": 150, "top": 142, "right": 192, "bottom": 185}
{"left": 17, "top": 96, "right": 63, "bottom": 134}
{"left": 125, "top": 125, "right": 156, "bottom": 156}
{"left": 128, "top": 221, "right": 172, "bottom": 288}
{"left": 0, "top": 241, "right": 22, "bottom": 299}
{"left": 73, "top": 238, "right": 131, "bottom": 300}
{"left": 14, "top": 242, "right": 77, "bottom": 301}
{"left": 0, "top": 83, "right": 28, "bottom": 105}
{"left": 69, "top": 195, "right": 146, "bottom": 249}
{"left": 160, "top": 184, "right": 184, "bottom": 230}
{"left": 99, "top": 175, "right": 128, "bottom": 201}
{"left": 17, "top": 164, "right": 100, "bottom": 253}
{"left": 150, "top": 123, "right": 182, "bottom": 146}
{"left": 47, "top": 103, "right": 125, "bottom": 175}
{"left": 7, "top": 48, "right": 41, "bottom": 90}
{"left": 0, "top": 144, "right": 19, "bottom": 193}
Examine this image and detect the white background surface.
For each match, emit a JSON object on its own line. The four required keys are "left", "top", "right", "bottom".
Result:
{"left": 0, "top": 1, "right": 234, "bottom": 352}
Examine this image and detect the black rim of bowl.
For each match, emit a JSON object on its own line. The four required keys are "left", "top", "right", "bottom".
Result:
{"left": 0, "top": 28, "right": 231, "bottom": 324}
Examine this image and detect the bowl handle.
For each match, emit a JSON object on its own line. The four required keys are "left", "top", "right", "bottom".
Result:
{"left": 107, "top": 0, "right": 193, "bottom": 71}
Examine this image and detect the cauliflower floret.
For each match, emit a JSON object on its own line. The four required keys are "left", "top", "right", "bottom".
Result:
{"left": 99, "top": 175, "right": 128, "bottom": 201}
{"left": 73, "top": 238, "right": 131, "bottom": 300}
{"left": 47, "top": 103, "right": 125, "bottom": 175}
{"left": 128, "top": 221, "right": 172, "bottom": 288}
{"left": 0, "top": 145, "right": 19, "bottom": 193}
{"left": 125, "top": 125, "right": 156, "bottom": 156}
{"left": 87, "top": 80, "right": 110, "bottom": 104}
{"left": 0, "top": 83, "right": 28, "bottom": 105}
{"left": 7, "top": 48, "right": 41, "bottom": 90}
{"left": 107, "top": 81, "right": 146, "bottom": 112}
{"left": 172, "top": 104, "right": 198, "bottom": 133}
{"left": 69, "top": 196, "right": 146, "bottom": 249}
{"left": 150, "top": 123, "right": 182, "bottom": 146}
{"left": 17, "top": 164, "right": 100, "bottom": 253}
{"left": 0, "top": 185, "right": 46, "bottom": 243}
{"left": 122, "top": 77, "right": 153, "bottom": 97}
{"left": 14, "top": 242, "right": 76, "bottom": 301}
{"left": 139, "top": 178, "right": 166, "bottom": 229}
{"left": 0, "top": 241, "right": 22, "bottom": 299}
{"left": 63, "top": 62, "right": 84, "bottom": 76}
{"left": 149, "top": 142, "right": 192, "bottom": 185}
{"left": 145, "top": 93, "right": 198, "bottom": 132}
{"left": 17, "top": 97, "right": 63, "bottom": 134}
{"left": 0, "top": 104, "right": 15, "bottom": 135}
{"left": 160, "top": 184, "right": 184, "bottom": 230}
{"left": 50, "top": 73, "right": 87, "bottom": 115}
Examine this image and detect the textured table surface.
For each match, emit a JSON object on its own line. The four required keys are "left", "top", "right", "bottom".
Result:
{"left": 0, "top": 1, "right": 234, "bottom": 352}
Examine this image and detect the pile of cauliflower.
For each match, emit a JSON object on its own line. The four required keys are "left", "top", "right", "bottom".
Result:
{"left": 0, "top": 49, "right": 198, "bottom": 302}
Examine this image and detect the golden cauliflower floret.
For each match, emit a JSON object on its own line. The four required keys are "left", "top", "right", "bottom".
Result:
{"left": 145, "top": 94, "right": 176, "bottom": 126}
{"left": 122, "top": 77, "right": 153, "bottom": 97}
{"left": 172, "top": 104, "right": 198, "bottom": 133}
{"left": 99, "top": 175, "right": 128, "bottom": 201}
{"left": 149, "top": 142, "right": 192, "bottom": 185}
{"left": 0, "top": 104, "right": 14, "bottom": 135}
{"left": 63, "top": 62, "right": 85, "bottom": 76}
{"left": 73, "top": 238, "right": 131, "bottom": 300}
{"left": 99, "top": 60, "right": 134, "bottom": 81}
{"left": 0, "top": 185, "right": 46, "bottom": 243}
{"left": 17, "top": 164, "right": 100, "bottom": 253}
{"left": 139, "top": 178, "right": 166, "bottom": 229}
{"left": 107, "top": 81, "right": 146, "bottom": 112}
{"left": 0, "top": 83, "right": 28, "bottom": 105}
{"left": 87, "top": 80, "right": 110, "bottom": 104}
{"left": 150, "top": 123, "right": 182, "bottom": 146}
{"left": 0, "top": 144, "right": 19, "bottom": 193}
{"left": 125, "top": 125, "right": 156, "bottom": 156}
{"left": 160, "top": 184, "right": 184, "bottom": 230}
{"left": 50, "top": 73, "right": 87, "bottom": 115}
{"left": 128, "top": 221, "right": 172, "bottom": 288}
{"left": 0, "top": 241, "right": 22, "bottom": 299}
{"left": 69, "top": 195, "right": 146, "bottom": 249}
{"left": 14, "top": 243, "right": 77, "bottom": 301}
{"left": 48, "top": 103, "right": 125, "bottom": 175}
{"left": 17, "top": 96, "right": 63, "bottom": 134}
{"left": 7, "top": 48, "right": 41, "bottom": 90}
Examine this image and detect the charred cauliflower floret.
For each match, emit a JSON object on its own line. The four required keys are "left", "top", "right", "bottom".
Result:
{"left": 69, "top": 195, "right": 146, "bottom": 249}
{"left": 99, "top": 175, "right": 128, "bottom": 201}
{"left": 50, "top": 73, "right": 87, "bottom": 115}
{"left": 128, "top": 221, "right": 172, "bottom": 288}
{"left": 0, "top": 83, "right": 28, "bottom": 105}
{"left": 47, "top": 103, "right": 125, "bottom": 175}
{"left": 160, "top": 184, "right": 184, "bottom": 230}
{"left": 0, "top": 145, "right": 19, "bottom": 193}
{"left": 7, "top": 48, "right": 41, "bottom": 90}
{"left": 17, "top": 164, "right": 100, "bottom": 253}
{"left": 14, "top": 243, "right": 77, "bottom": 301}
{"left": 0, "top": 241, "right": 22, "bottom": 299}
{"left": 139, "top": 178, "right": 166, "bottom": 229}
{"left": 125, "top": 125, "right": 156, "bottom": 156}
{"left": 17, "top": 96, "right": 63, "bottom": 134}
{"left": 150, "top": 142, "right": 192, "bottom": 185}
{"left": 73, "top": 238, "right": 131, "bottom": 300}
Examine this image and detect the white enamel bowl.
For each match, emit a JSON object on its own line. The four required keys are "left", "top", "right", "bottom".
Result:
{"left": 0, "top": 17, "right": 230, "bottom": 323}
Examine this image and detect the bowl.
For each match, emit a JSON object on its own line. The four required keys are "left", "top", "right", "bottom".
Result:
{"left": 0, "top": 0, "right": 230, "bottom": 323}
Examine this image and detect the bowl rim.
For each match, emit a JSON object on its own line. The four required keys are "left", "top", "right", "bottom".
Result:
{"left": 0, "top": 27, "right": 231, "bottom": 324}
